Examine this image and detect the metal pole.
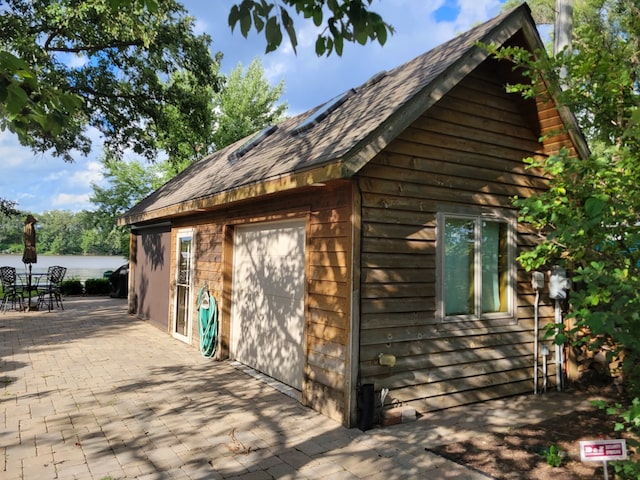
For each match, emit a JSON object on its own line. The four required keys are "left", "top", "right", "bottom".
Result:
{"left": 542, "top": 349, "right": 548, "bottom": 392}
{"left": 555, "top": 299, "right": 564, "bottom": 391}
{"left": 534, "top": 289, "right": 539, "bottom": 394}
{"left": 27, "top": 264, "right": 32, "bottom": 310}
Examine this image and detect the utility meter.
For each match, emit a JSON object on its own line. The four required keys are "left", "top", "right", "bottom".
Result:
{"left": 532, "top": 271, "right": 545, "bottom": 290}
{"left": 549, "top": 266, "right": 570, "bottom": 300}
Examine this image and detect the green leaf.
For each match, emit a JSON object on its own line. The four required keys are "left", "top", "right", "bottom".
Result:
{"left": 253, "top": 9, "right": 265, "bottom": 32}
{"left": 5, "top": 83, "right": 29, "bottom": 115}
{"left": 0, "top": 51, "right": 30, "bottom": 72}
{"left": 312, "top": 8, "right": 322, "bottom": 26}
{"left": 143, "top": 0, "right": 158, "bottom": 13}
{"left": 228, "top": 5, "right": 240, "bottom": 31}
{"left": 355, "top": 27, "right": 369, "bottom": 45}
{"left": 0, "top": 81, "right": 7, "bottom": 102}
{"left": 315, "top": 36, "right": 326, "bottom": 56}
{"left": 376, "top": 21, "right": 388, "bottom": 46}
{"left": 334, "top": 35, "right": 344, "bottom": 56}
{"left": 264, "top": 16, "right": 282, "bottom": 53}
{"left": 281, "top": 9, "right": 297, "bottom": 54}
{"left": 240, "top": 10, "right": 252, "bottom": 37}
{"left": 585, "top": 196, "right": 608, "bottom": 217}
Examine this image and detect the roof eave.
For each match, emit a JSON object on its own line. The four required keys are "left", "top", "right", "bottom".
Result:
{"left": 117, "top": 161, "right": 345, "bottom": 226}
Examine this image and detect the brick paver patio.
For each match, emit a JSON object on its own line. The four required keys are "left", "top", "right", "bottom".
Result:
{"left": 0, "top": 297, "right": 596, "bottom": 479}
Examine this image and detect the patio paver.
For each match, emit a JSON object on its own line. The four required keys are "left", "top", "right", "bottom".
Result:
{"left": 1, "top": 297, "right": 601, "bottom": 479}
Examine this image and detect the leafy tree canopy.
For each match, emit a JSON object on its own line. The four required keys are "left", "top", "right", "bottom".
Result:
{"left": 212, "top": 58, "right": 288, "bottom": 150}
{"left": 0, "top": 0, "right": 223, "bottom": 162}
{"left": 228, "top": 0, "right": 395, "bottom": 56}
{"left": 496, "top": 0, "right": 640, "bottom": 393}
{"left": 0, "top": 198, "right": 19, "bottom": 217}
{"left": 0, "top": 209, "right": 121, "bottom": 256}
{"left": 90, "top": 58, "right": 287, "bottom": 256}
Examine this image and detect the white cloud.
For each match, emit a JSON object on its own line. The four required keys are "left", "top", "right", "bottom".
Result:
{"left": 193, "top": 18, "right": 208, "bottom": 35}
{"left": 67, "top": 54, "right": 88, "bottom": 69}
{"left": 51, "top": 192, "right": 92, "bottom": 209}
{"left": 290, "top": 19, "right": 322, "bottom": 52}
{"left": 68, "top": 161, "right": 104, "bottom": 187}
{"left": 263, "top": 59, "right": 288, "bottom": 83}
{"left": 457, "top": 0, "right": 504, "bottom": 26}
{"left": 0, "top": 131, "right": 39, "bottom": 168}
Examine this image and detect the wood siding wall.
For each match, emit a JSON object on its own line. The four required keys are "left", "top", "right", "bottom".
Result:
{"left": 356, "top": 59, "right": 573, "bottom": 413}
{"left": 170, "top": 181, "right": 354, "bottom": 424}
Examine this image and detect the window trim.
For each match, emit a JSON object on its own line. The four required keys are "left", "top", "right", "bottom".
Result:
{"left": 436, "top": 208, "right": 517, "bottom": 323}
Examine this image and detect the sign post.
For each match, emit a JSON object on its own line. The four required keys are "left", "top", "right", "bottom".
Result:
{"left": 580, "top": 439, "right": 627, "bottom": 480}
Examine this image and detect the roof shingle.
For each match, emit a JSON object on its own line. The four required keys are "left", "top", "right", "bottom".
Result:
{"left": 120, "top": 4, "right": 545, "bottom": 225}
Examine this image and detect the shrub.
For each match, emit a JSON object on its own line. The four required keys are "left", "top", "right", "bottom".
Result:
{"left": 60, "top": 279, "right": 83, "bottom": 295}
{"left": 84, "top": 278, "right": 111, "bottom": 295}
{"left": 596, "top": 398, "right": 640, "bottom": 479}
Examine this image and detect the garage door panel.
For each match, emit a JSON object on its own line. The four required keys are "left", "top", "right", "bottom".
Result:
{"left": 231, "top": 220, "right": 306, "bottom": 390}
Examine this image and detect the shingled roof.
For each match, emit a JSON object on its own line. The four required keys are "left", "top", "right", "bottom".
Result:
{"left": 119, "top": 3, "right": 583, "bottom": 227}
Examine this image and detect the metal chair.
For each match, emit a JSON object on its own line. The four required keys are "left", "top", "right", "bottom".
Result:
{"left": 38, "top": 266, "right": 67, "bottom": 311}
{"left": 1, "top": 266, "right": 24, "bottom": 312}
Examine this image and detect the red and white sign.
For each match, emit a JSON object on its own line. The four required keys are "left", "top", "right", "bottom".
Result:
{"left": 580, "top": 439, "right": 627, "bottom": 462}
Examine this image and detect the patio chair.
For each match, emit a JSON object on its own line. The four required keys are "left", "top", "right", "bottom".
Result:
{"left": 1, "top": 266, "right": 24, "bottom": 312}
{"left": 38, "top": 265, "right": 67, "bottom": 311}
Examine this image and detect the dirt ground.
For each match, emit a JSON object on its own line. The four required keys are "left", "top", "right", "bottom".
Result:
{"left": 428, "top": 386, "right": 637, "bottom": 479}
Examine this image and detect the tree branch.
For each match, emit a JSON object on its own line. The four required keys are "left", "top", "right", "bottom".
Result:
{"left": 45, "top": 40, "right": 144, "bottom": 54}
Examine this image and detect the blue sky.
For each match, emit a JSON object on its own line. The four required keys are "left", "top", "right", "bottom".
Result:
{"left": 1, "top": 0, "right": 506, "bottom": 214}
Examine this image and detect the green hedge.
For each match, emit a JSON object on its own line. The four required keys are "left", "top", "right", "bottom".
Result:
{"left": 84, "top": 278, "right": 111, "bottom": 295}
{"left": 60, "top": 279, "right": 83, "bottom": 295}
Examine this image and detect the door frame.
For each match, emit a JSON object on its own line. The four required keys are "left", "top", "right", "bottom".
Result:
{"left": 172, "top": 228, "right": 195, "bottom": 343}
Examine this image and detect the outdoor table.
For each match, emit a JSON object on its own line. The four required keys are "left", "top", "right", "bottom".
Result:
{"left": 17, "top": 272, "right": 47, "bottom": 310}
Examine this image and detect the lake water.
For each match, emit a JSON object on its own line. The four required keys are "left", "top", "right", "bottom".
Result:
{"left": 0, "top": 254, "right": 128, "bottom": 282}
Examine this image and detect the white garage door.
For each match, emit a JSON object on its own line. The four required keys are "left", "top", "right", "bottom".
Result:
{"left": 231, "top": 219, "right": 306, "bottom": 390}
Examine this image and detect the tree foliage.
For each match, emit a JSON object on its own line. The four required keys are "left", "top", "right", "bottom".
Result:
{"left": 0, "top": 209, "right": 121, "bottom": 256}
{"left": 153, "top": 70, "right": 218, "bottom": 168}
{"left": 0, "top": 0, "right": 222, "bottom": 162}
{"left": 496, "top": 0, "right": 640, "bottom": 395}
{"left": 212, "top": 58, "right": 287, "bottom": 150}
{"left": 0, "top": 0, "right": 392, "bottom": 214}
{"left": 90, "top": 154, "right": 170, "bottom": 257}
{"left": 90, "top": 58, "right": 288, "bottom": 256}
{"left": 0, "top": 198, "right": 19, "bottom": 217}
{"left": 228, "top": 0, "right": 395, "bottom": 56}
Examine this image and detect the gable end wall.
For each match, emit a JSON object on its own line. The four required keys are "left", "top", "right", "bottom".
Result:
{"left": 356, "top": 59, "right": 573, "bottom": 413}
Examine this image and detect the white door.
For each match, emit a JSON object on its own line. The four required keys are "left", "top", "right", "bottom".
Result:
{"left": 173, "top": 229, "right": 194, "bottom": 343}
{"left": 231, "top": 219, "right": 306, "bottom": 390}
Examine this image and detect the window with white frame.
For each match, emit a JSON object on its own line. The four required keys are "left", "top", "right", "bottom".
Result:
{"left": 437, "top": 210, "right": 516, "bottom": 322}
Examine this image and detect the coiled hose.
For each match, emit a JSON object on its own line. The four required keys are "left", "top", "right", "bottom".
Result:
{"left": 197, "top": 283, "right": 218, "bottom": 358}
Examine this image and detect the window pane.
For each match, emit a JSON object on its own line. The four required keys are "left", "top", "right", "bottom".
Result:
{"left": 481, "top": 221, "right": 508, "bottom": 313}
{"left": 444, "top": 218, "right": 474, "bottom": 315}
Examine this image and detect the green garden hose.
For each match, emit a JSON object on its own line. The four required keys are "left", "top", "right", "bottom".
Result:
{"left": 197, "top": 283, "right": 218, "bottom": 358}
